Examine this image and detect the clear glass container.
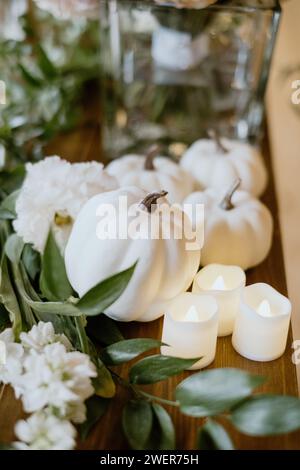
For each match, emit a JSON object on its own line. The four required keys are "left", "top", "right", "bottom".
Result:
{"left": 99, "top": 0, "right": 281, "bottom": 160}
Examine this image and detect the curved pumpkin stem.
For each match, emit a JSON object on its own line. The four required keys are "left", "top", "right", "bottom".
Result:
{"left": 144, "top": 145, "right": 161, "bottom": 171}
{"left": 140, "top": 191, "right": 168, "bottom": 213}
{"left": 220, "top": 178, "right": 241, "bottom": 211}
{"left": 208, "top": 129, "right": 228, "bottom": 154}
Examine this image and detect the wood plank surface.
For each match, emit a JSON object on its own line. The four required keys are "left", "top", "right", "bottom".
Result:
{"left": 0, "top": 121, "right": 299, "bottom": 450}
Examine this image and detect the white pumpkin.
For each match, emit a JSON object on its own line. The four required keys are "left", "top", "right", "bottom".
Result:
{"left": 106, "top": 147, "right": 195, "bottom": 204}
{"left": 180, "top": 134, "right": 268, "bottom": 197}
{"left": 65, "top": 186, "right": 201, "bottom": 322}
{"left": 184, "top": 180, "right": 273, "bottom": 270}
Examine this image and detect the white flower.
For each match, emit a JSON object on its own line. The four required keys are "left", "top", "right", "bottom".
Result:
{"left": 13, "top": 156, "right": 117, "bottom": 253}
{"left": 0, "top": 329, "right": 24, "bottom": 387}
{"left": 17, "top": 343, "right": 96, "bottom": 421}
{"left": 20, "top": 322, "right": 72, "bottom": 352}
{"left": 14, "top": 410, "right": 76, "bottom": 450}
{"left": 34, "top": 0, "right": 99, "bottom": 20}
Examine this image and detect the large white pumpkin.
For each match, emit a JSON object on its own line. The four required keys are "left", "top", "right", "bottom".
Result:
{"left": 65, "top": 187, "right": 201, "bottom": 322}
{"left": 106, "top": 148, "right": 195, "bottom": 204}
{"left": 184, "top": 180, "right": 273, "bottom": 270}
{"left": 180, "top": 136, "right": 268, "bottom": 197}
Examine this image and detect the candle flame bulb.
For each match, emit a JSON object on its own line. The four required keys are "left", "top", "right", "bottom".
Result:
{"left": 257, "top": 299, "right": 272, "bottom": 317}
{"left": 211, "top": 275, "right": 226, "bottom": 291}
{"left": 183, "top": 305, "right": 200, "bottom": 322}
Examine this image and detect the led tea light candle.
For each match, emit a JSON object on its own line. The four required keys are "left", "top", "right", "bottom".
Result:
{"left": 232, "top": 283, "right": 292, "bottom": 362}
{"left": 161, "top": 293, "right": 218, "bottom": 370}
{"left": 192, "top": 264, "right": 246, "bottom": 337}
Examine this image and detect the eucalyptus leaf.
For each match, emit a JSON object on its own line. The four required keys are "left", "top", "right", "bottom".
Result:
{"left": 122, "top": 400, "right": 153, "bottom": 450}
{"left": 231, "top": 395, "right": 300, "bottom": 436}
{"left": 198, "top": 419, "right": 234, "bottom": 450}
{"left": 93, "top": 358, "right": 116, "bottom": 399}
{"left": 5, "top": 234, "right": 24, "bottom": 264}
{"left": 101, "top": 338, "right": 163, "bottom": 366}
{"left": 40, "top": 230, "right": 73, "bottom": 302}
{"left": 0, "top": 190, "right": 20, "bottom": 219}
{"left": 87, "top": 315, "right": 124, "bottom": 346}
{"left": 150, "top": 404, "right": 176, "bottom": 450}
{"left": 176, "top": 369, "right": 265, "bottom": 417}
{"left": 22, "top": 244, "right": 41, "bottom": 281}
{"left": 129, "top": 355, "right": 199, "bottom": 385}
{"left": 79, "top": 396, "right": 110, "bottom": 440}
{"left": 77, "top": 263, "right": 137, "bottom": 317}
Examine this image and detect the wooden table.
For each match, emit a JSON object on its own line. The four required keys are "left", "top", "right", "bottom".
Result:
{"left": 0, "top": 120, "right": 299, "bottom": 450}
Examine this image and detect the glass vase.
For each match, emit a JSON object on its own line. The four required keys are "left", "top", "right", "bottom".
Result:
{"left": 99, "top": 0, "right": 281, "bottom": 160}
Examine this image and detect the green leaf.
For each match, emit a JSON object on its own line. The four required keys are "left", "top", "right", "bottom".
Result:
{"left": 0, "top": 190, "right": 20, "bottom": 219}
{"left": 198, "top": 420, "right": 234, "bottom": 450}
{"left": 231, "top": 395, "right": 300, "bottom": 436}
{"left": 40, "top": 230, "right": 73, "bottom": 302}
{"left": 5, "top": 234, "right": 24, "bottom": 264}
{"left": 22, "top": 244, "right": 41, "bottom": 281}
{"left": 102, "top": 338, "right": 163, "bottom": 366}
{"left": 0, "top": 256, "right": 22, "bottom": 336}
{"left": 0, "top": 304, "right": 10, "bottom": 331}
{"left": 176, "top": 368, "right": 265, "bottom": 417}
{"left": 150, "top": 404, "right": 176, "bottom": 450}
{"left": 79, "top": 396, "right": 110, "bottom": 440}
{"left": 0, "top": 166, "right": 25, "bottom": 195}
{"left": 123, "top": 400, "right": 153, "bottom": 450}
{"left": 77, "top": 263, "right": 137, "bottom": 317}
{"left": 87, "top": 315, "right": 124, "bottom": 346}
{"left": 129, "top": 355, "right": 199, "bottom": 385}
{"left": 36, "top": 45, "right": 57, "bottom": 79}
{"left": 93, "top": 358, "right": 116, "bottom": 399}
{"left": 18, "top": 64, "right": 42, "bottom": 88}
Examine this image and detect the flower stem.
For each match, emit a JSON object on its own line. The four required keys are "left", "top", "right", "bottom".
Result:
{"left": 139, "top": 390, "right": 179, "bottom": 408}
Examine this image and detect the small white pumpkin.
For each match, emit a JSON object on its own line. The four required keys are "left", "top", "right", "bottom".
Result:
{"left": 184, "top": 179, "right": 273, "bottom": 270}
{"left": 180, "top": 132, "right": 268, "bottom": 197}
{"left": 65, "top": 186, "right": 201, "bottom": 322}
{"left": 106, "top": 146, "right": 195, "bottom": 204}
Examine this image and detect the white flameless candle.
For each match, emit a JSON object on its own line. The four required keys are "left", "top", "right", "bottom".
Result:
{"left": 232, "top": 283, "right": 292, "bottom": 362}
{"left": 161, "top": 293, "right": 218, "bottom": 370}
{"left": 192, "top": 264, "right": 246, "bottom": 337}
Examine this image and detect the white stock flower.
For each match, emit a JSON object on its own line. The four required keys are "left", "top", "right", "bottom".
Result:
{"left": 14, "top": 410, "right": 76, "bottom": 450}
{"left": 34, "top": 0, "right": 99, "bottom": 20}
{"left": 20, "top": 322, "right": 72, "bottom": 352}
{"left": 0, "top": 329, "right": 24, "bottom": 387}
{"left": 17, "top": 342, "right": 96, "bottom": 421}
{"left": 13, "top": 156, "right": 117, "bottom": 253}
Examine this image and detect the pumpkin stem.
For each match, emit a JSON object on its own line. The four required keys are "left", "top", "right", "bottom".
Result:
{"left": 220, "top": 178, "right": 241, "bottom": 211}
{"left": 208, "top": 129, "right": 228, "bottom": 154}
{"left": 144, "top": 145, "right": 161, "bottom": 171}
{"left": 140, "top": 191, "right": 168, "bottom": 213}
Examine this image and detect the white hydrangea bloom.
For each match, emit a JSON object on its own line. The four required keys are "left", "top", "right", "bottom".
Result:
{"left": 13, "top": 156, "right": 118, "bottom": 253}
{"left": 0, "top": 329, "right": 24, "bottom": 387}
{"left": 17, "top": 342, "right": 96, "bottom": 421}
{"left": 20, "top": 322, "right": 72, "bottom": 352}
{"left": 34, "top": 0, "right": 99, "bottom": 20}
{"left": 14, "top": 410, "right": 76, "bottom": 450}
